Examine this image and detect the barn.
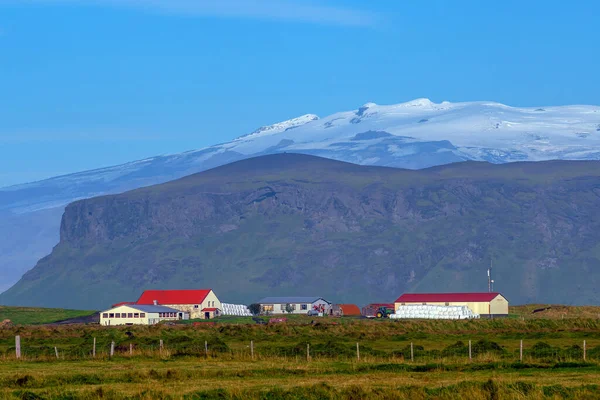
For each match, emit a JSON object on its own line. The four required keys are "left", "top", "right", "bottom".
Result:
{"left": 136, "top": 289, "right": 222, "bottom": 319}
{"left": 100, "top": 304, "right": 187, "bottom": 326}
{"left": 394, "top": 292, "right": 509, "bottom": 317}
{"left": 331, "top": 304, "right": 361, "bottom": 317}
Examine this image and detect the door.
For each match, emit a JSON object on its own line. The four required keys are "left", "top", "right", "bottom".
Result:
{"left": 205, "top": 312, "right": 210, "bottom": 320}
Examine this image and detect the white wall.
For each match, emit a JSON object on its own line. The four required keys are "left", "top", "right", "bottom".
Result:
{"left": 160, "top": 290, "right": 222, "bottom": 319}
{"left": 261, "top": 299, "right": 331, "bottom": 315}
{"left": 99, "top": 305, "right": 179, "bottom": 326}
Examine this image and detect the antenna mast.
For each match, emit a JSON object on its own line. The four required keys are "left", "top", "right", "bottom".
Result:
{"left": 487, "top": 259, "right": 492, "bottom": 293}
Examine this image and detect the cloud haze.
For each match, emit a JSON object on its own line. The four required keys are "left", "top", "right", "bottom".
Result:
{"left": 10, "top": 0, "right": 378, "bottom": 27}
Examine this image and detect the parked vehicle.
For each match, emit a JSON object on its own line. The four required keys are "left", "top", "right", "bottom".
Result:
{"left": 375, "top": 306, "right": 395, "bottom": 319}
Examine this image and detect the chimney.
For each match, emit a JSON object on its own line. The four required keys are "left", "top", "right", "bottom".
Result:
{"left": 153, "top": 300, "right": 158, "bottom": 306}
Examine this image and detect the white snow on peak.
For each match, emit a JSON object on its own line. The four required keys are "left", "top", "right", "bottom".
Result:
{"left": 237, "top": 114, "right": 319, "bottom": 140}
{"left": 397, "top": 98, "right": 435, "bottom": 108}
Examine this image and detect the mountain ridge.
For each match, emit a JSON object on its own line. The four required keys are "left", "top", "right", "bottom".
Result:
{"left": 3, "top": 153, "right": 600, "bottom": 309}
{"left": 1, "top": 98, "right": 599, "bottom": 294}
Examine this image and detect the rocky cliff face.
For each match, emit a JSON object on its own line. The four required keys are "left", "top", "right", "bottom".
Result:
{"left": 3, "top": 154, "right": 600, "bottom": 309}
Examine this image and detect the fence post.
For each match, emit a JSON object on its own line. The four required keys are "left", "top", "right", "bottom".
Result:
{"left": 130, "top": 343, "right": 133, "bottom": 356}
{"left": 410, "top": 342, "right": 414, "bottom": 362}
{"left": 55, "top": 347, "right": 59, "bottom": 359}
{"left": 468, "top": 340, "right": 472, "bottom": 361}
{"left": 15, "top": 336, "right": 21, "bottom": 359}
{"left": 110, "top": 341, "right": 115, "bottom": 357}
{"left": 307, "top": 343, "right": 310, "bottom": 362}
{"left": 520, "top": 340, "right": 523, "bottom": 362}
{"left": 583, "top": 340, "right": 586, "bottom": 361}
{"left": 159, "top": 339, "right": 164, "bottom": 355}
{"left": 93, "top": 337, "right": 96, "bottom": 358}
{"left": 204, "top": 340, "right": 208, "bottom": 357}
{"left": 356, "top": 342, "right": 360, "bottom": 361}
{"left": 250, "top": 340, "right": 254, "bottom": 360}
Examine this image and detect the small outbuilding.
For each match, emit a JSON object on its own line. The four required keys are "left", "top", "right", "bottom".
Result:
{"left": 331, "top": 304, "right": 361, "bottom": 317}
{"left": 394, "top": 292, "right": 509, "bottom": 317}
{"left": 100, "top": 304, "right": 187, "bottom": 326}
{"left": 257, "top": 297, "right": 331, "bottom": 315}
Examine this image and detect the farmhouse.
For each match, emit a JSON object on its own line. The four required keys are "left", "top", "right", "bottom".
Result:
{"left": 100, "top": 304, "right": 186, "bottom": 326}
{"left": 395, "top": 292, "right": 509, "bottom": 317}
{"left": 257, "top": 297, "right": 331, "bottom": 315}
{"left": 136, "top": 289, "right": 222, "bottom": 319}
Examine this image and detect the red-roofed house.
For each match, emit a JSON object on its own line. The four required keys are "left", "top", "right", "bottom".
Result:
{"left": 394, "top": 293, "right": 508, "bottom": 316}
{"left": 136, "top": 289, "right": 222, "bottom": 319}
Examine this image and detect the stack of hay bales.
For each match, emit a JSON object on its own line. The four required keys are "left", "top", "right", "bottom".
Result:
{"left": 389, "top": 305, "right": 479, "bottom": 320}
{"left": 221, "top": 303, "right": 253, "bottom": 316}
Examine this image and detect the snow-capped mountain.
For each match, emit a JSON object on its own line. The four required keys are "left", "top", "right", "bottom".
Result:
{"left": 1, "top": 98, "right": 599, "bottom": 292}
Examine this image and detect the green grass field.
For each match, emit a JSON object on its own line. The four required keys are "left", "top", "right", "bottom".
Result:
{"left": 0, "top": 305, "right": 96, "bottom": 325}
{"left": 2, "top": 315, "right": 600, "bottom": 399}
{"left": 1, "top": 306, "right": 600, "bottom": 398}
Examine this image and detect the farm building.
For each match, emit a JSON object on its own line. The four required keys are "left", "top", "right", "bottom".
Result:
{"left": 331, "top": 304, "right": 361, "bottom": 317}
{"left": 136, "top": 289, "right": 222, "bottom": 319}
{"left": 395, "top": 292, "right": 509, "bottom": 317}
{"left": 100, "top": 304, "right": 187, "bottom": 326}
{"left": 257, "top": 297, "right": 331, "bottom": 315}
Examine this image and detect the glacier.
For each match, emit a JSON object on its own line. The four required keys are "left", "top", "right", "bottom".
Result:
{"left": 0, "top": 98, "right": 599, "bottom": 292}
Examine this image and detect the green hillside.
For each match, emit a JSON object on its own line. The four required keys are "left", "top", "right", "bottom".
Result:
{"left": 3, "top": 154, "right": 600, "bottom": 309}
{"left": 0, "top": 306, "right": 96, "bottom": 325}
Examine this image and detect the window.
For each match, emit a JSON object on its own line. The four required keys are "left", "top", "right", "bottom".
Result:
{"left": 102, "top": 313, "right": 108, "bottom": 318}
{"left": 422, "top": 303, "right": 427, "bottom": 305}
{"left": 301, "top": 304, "right": 307, "bottom": 310}
{"left": 109, "top": 313, "right": 114, "bottom": 318}
{"left": 194, "top": 305, "right": 199, "bottom": 309}
{"left": 128, "top": 313, "right": 133, "bottom": 318}
{"left": 115, "top": 313, "right": 120, "bottom": 318}
{"left": 280, "top": 304, "right": 286, "bottom": 311}
{"left": 262, "top": 305, "right": 273, "bottom": 311}
{"left": 140, "top": 313, "right": 146, "bottom": 318}
{"left": 134, "top": 313, "right": 139, "bottom": 318}
{"left": 445, "top": 302, "right": 449, "bottom": 306}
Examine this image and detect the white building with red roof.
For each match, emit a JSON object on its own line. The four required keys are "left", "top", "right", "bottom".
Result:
{"left": 136, "top": 289, "right": 222, "bottom": 320}
{"left": 395, "top": 292, "right": 508, "bottom": 317}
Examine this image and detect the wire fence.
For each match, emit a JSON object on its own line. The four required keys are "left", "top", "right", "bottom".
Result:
{"left": 4, "top": 335, "right": 598, "bottom": 364}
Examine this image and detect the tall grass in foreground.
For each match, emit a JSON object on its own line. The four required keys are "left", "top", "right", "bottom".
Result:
{"left": 5, "top": 381, "right": 600, "bottom": 400}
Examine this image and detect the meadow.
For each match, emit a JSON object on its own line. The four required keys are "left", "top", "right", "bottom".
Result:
{"left": 1, "top": 312, "right": 600, "bottom": 399}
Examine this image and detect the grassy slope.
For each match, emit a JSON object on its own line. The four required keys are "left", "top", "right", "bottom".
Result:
{"left": 1, "top": 359, "right": 600, "bottom": 399}
{"left": 2, "top": 317, "right": 600, "bottom": 398}
{"left": 5, "top": 155, "right": 600, "bottom": 309}
{"left": 0, "top": 306, "right": 96, "bottom": 325}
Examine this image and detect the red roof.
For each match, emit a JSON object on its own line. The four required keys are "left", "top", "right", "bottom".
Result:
{"left": 112, "top": 301, "right": 135, "bottom": 308}
{"left": 337, "top": 304, "right": 361, "bottom": 316}
{"left": 137, "top": 289, "right": 211, "bottom": 305}
{"left": 202, "top": 308, "right": 218, "bottom": 312}
{"left": 395, "top": 292, "right": 502, "bottom": 303}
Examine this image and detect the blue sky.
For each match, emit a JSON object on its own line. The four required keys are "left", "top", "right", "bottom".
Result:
{"left": 0, "top": 0, "right": 599, "bottom": 187}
